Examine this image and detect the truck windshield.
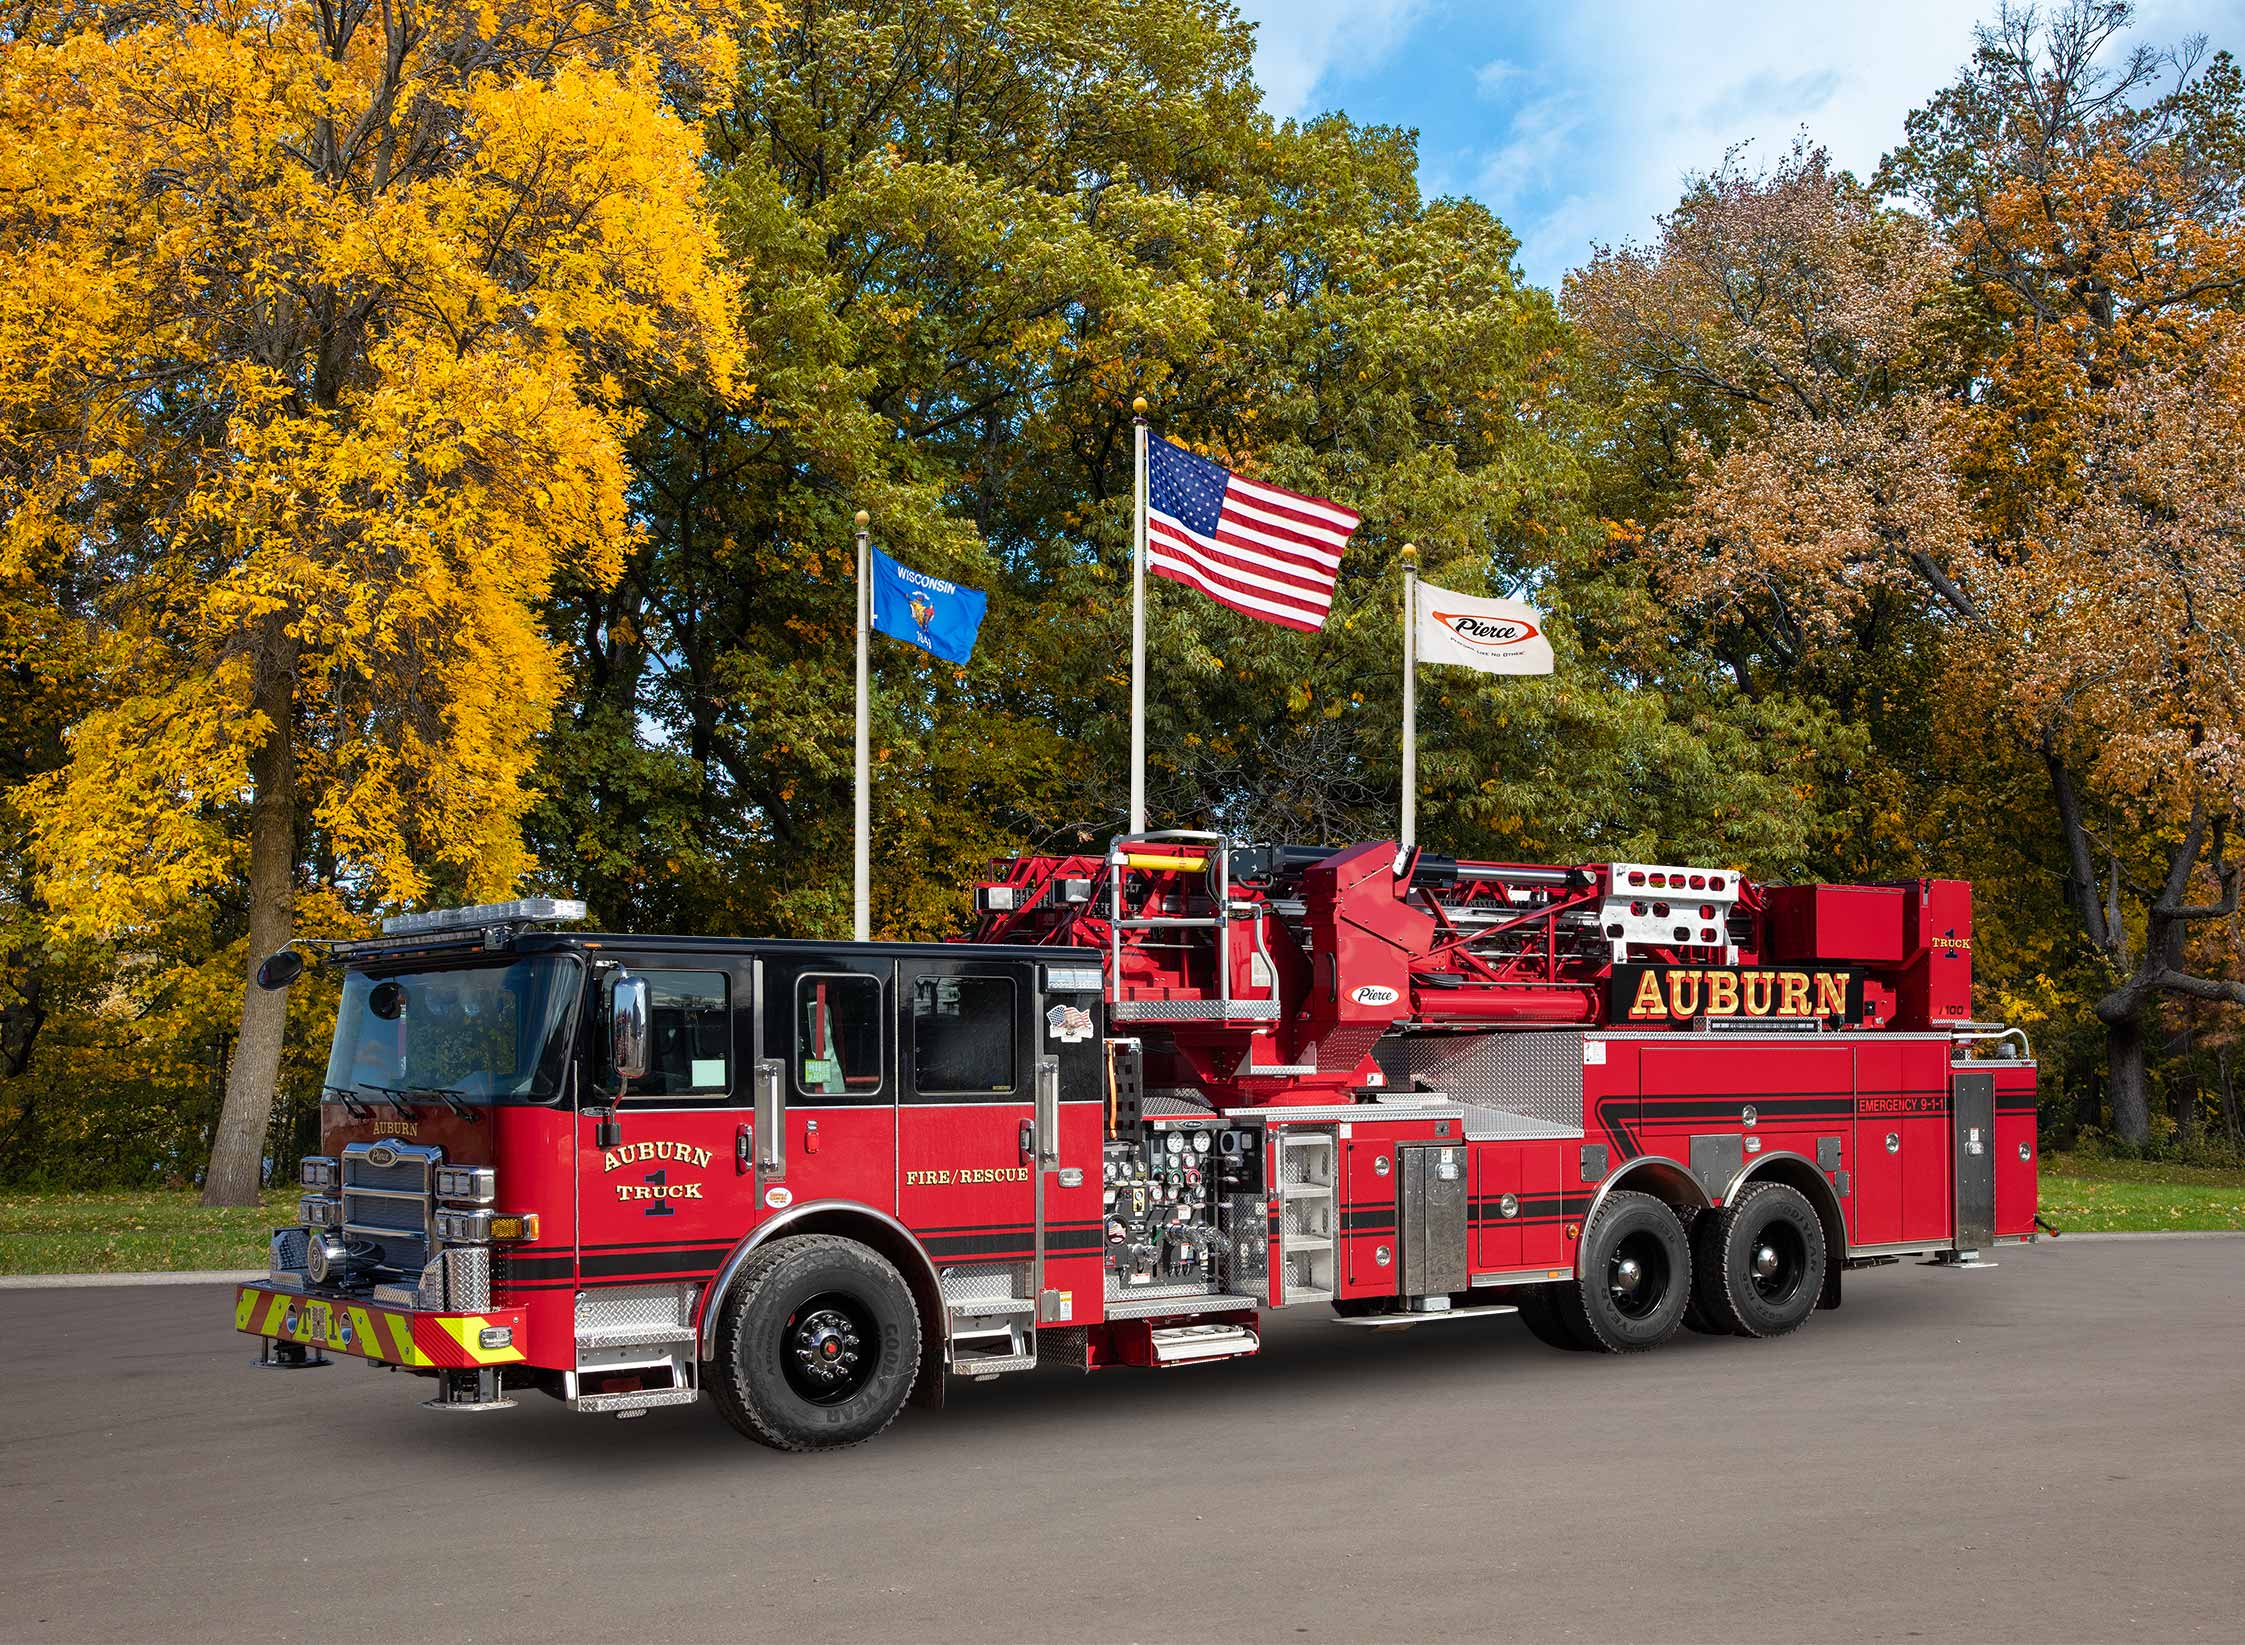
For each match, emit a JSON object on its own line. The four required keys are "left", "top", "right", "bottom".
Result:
{"left": 323, "top": 956, "right": 582, "bottom": 1105}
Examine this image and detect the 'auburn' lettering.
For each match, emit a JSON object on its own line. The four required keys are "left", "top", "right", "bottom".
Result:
{"left": 1611, "top": 964, "right": 1859, "bottom": 1024}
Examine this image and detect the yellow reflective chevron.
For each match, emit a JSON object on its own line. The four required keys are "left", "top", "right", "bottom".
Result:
{"left": 233, "top": 1285, "right": 511, "bottom": 1369}
{"left": 429, "top": 1314, "right": 527, "bottom": 1365}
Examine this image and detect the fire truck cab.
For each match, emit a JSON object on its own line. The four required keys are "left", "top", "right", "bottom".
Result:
{"left": 237, "top": 836, "right": 2039, "bottom": 1452}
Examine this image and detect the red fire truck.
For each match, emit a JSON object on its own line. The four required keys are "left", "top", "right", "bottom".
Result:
{"left": 235, "top": 833, "right": 2037, "bottom": 1451}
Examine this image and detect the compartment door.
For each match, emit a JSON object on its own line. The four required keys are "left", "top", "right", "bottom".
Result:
{"left": 1952, "top": 1068, "right": 1995, "bottom": 1249}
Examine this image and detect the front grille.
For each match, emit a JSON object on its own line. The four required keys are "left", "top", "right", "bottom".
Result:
{"left": 341, "top": 1140, "right": 441, "bottom": 1278}
{"left": 345, "top": 1193, "right": 426, "bottom": 1234}
{"left": 347, "top": 1158, "right": 427, "bottom": 1193}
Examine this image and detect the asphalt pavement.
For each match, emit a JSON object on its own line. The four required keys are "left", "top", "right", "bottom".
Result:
{"left": 2, "top": 1237, "right": 2240, "bottom": 1643}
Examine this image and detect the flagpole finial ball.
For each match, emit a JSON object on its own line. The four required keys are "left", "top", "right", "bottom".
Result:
{"left": 1133, "top": 396, "right": 1148, "bottom": 416}
{"left": 1401, "top": 542, "right": 1417, "bottom": 560}
{"left": 854, "top": 510, "right": 869, "bottom": 529}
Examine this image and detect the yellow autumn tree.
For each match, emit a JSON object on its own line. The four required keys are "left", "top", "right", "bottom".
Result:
{"left": 0, "top": 1, "right": 742, "bottom": 1201}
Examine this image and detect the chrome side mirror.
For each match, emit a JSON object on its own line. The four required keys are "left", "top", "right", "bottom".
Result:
{"left": 609, "top": 974, "right": 650, "bottom": 1082}
{"left": 254, "top": 949, "right": 304, "bottom": 991}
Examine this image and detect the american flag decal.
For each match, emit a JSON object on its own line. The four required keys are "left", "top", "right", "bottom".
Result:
{"left": 1145, "top": 435, "right": 1359, "bottom": 632}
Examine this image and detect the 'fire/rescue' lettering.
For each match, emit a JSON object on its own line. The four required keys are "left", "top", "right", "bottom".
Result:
{"left": 905, "top": 1166, "right": 1032, "bottom": 1186}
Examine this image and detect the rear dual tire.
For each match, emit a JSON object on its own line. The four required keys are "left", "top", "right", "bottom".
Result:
{"left": 1690, "top": 1181, "right": 1825, "bottom": 1339}
{"left": 1517, "top": 1182, "right": 1825, "bottom": 1354}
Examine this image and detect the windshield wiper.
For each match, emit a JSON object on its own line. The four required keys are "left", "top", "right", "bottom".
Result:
{"left": 324, "top": 1083, "right": 376, "bottom": 1120}
{"left": 402, "top": 1084, "right": 480, "bottom": 1124}
{"left": 360, "top": 1084, "right": 417, "bottom": 1119}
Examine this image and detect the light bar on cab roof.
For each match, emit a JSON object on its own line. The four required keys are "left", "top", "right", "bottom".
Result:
{"left": 379, "top": 897, "right": 588, "bottom": 937}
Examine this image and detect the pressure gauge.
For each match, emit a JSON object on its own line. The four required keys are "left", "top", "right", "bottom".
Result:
{"left": 1104, "top": 1159, "right": 1119, "bottom": 1183}
{"left": 1193, "top": 1131, "right": 1213, "bottom": 1154}
{"left": 1165, "top": 1132, "right": 1186, "bottom": 1156}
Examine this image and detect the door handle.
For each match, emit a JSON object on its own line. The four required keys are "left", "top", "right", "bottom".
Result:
{"left": 1034, "top": 1058, "right": 1060, "bottom": 1169}
{"left": 1018, "top": 1118, "right": 1035, "bottom": 1166}
{"left": 736, "top": 1122, "right": 753, "bottom": 1176}
{"left": 755, "top": 1058, "right": 785, "bottom": 1177}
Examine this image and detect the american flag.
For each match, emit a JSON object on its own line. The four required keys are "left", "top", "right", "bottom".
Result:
{"left": 1145, "top": 435, "right": 1359, "bottom": 632}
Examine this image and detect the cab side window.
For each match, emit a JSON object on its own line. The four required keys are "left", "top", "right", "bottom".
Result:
{"left": 911, "top": 974, "right": 1017, "bottom": 1096}
{"left": 795, "top": 974, "right": 884, "bottom": 1098}
{"left": 636, "top": 970, "right": 731, "bottom": 1097}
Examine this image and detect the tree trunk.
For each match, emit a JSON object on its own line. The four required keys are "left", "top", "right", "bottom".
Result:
{"left": 2220, "top": 1050, "right": 2241, "bottom": 1151}
{"left": 201, "top": 634, "right": 297, "bottom": 1207}
{"left": 2105, "top": 1010, "right": 2150, "bottom": 1147}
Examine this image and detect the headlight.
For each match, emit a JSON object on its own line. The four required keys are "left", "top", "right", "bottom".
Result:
{"left": 300, "top": 1156, "right": 338, "bottom": 1189}
{"left": 436, "top": 1207, "right": 493, "bottom": 1243}
{"left": 298, "top": 1194, "right": 341, "bottom": 1229}
{"left": 434, "top": 1166, "right": 496, "bottom": 1204}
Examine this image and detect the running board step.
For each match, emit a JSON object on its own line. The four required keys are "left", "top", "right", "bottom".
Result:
{"left": 1103, "top": 1291, "right": 1259, "bottom": 1321}
{"left": 571, "top": 1386, "right": 698, "bottom": 1414}
{"left": 1331, "top": 1302, "right": 1519, "bottom": 1331}
{"left": 1148, "top": 1323, "right": 1259, "bottom": 1365}
{"left": 951, "top": 1350, "right": 1037, "bottom": 1376}
{"left": 576, "top": 1324, "right": 698, "bottom": 1351}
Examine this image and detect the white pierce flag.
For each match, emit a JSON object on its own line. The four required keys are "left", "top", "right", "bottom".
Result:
{"left": 1414, "top": 580, "right": 1553, "bottom": 675}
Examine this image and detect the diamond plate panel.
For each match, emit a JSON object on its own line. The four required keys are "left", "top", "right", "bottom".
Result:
{"left": 939, "top": 1262, "right": 1030, "bottom": 1307}
{"left": 1143, "top": 1091, "right": 1217, "bottom": 1116}
{"left": 1111, "top": 998, "right": 1282, "bottom": 1021}
{"left": 1384, "top": 1031, "right": 1586, "bottom": 1129}
{"left": 438, "top": 1246, "right": 490, "bottom": 1311}
{"left": 268, "top": 1227, "right": 308, "bottom": 1282}
{"left": 575, "top": 1283, "right": 698, "bottom": 1336}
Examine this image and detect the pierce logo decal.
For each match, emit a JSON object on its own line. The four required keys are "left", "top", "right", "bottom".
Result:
{"left": 1432, "top": 611, "right": 1541, "bottom": 651}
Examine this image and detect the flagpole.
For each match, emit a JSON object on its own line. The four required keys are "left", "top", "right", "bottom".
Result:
{"left": 1130, "top": 396, "right": 1149, "bottom": 834}
{"left": 1400, "top": 543, "right": 1418, "bottom": 848}
{"left": 853, "top": 509, "right": 871, "bottom": 943}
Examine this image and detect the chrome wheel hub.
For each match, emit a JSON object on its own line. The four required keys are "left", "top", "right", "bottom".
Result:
{"left": 793, "top": 1309, "right": 861, "bottom": 1386}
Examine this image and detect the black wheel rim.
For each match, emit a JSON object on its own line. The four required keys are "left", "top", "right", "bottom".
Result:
{"left": 1747, "top": 1220, "right": 1809, "bottom": 1306}
{"left": 780, "top": 1291, "right": 876, "bottom": 1404}
{"left": 1606, "top": 1229, "right": 1673, "bottom": 1321}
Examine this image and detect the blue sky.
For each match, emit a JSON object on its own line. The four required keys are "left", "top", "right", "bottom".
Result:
{"left": 1234, "top": 0, "right": 2245, "bottom": 292}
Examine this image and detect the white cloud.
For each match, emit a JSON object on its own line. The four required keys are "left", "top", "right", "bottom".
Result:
{"left": 1472, "top": 91, "right": 1584, "bottom": 200}
{"left": 1473, "top": 57, "right": 1524, "bottom": 98}
{"left": 1481, "top": 0, "right": 1989, "bottom": 286}
{"left": 1232, "top": 0, "right": 1427, "bottom": 119}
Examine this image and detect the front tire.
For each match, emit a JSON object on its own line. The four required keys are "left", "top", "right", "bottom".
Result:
{"left": 709, "top": 1233, "right": 921, "bottom": 1452}
{"left": 1693, "top": 1181, "right": 1825, "bottom": 1339}
{"left": 1559, "top": 1190, "right": 1691, "bottom": 1352}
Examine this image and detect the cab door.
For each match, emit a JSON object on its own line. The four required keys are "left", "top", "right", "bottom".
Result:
{"left": 576, "top": 958, "right": 757, "bottom": 1288}
{"left": 753, "top": 952, "right": 899, "bottom": 1221}
{"left": 894, "top": 957, "right": 1040, "bottom": 1298}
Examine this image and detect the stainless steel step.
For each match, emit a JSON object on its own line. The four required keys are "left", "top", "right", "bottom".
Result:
{"left": 571, "top": 1386, "right": 699, "bottom": 1414}
{"left": 575, "top": 1324, "right": 698, "bottom": 1351}
{"left": 1147, "top": 1323, "right": 1259, "bottom": 1364}
{"left": 950, "top": 1350, "right": 1037, "bottom": 1376}
{"left": 1102, "top": 1291, "right": 1259, "bottom": 1321}
{"left": 1330, "top": 1302, "right": 1519, "bottom": 1330}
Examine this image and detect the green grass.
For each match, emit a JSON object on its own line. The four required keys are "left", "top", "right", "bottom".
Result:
{"left": 0, "top": 1189, "right": 296, "bottom": 1275}
{"left": 2039, "top": 1153, "right": 2245, "bottom": 1233}
{"left": 0, "top": 1155, "right": 2237, "bottom": 1275}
